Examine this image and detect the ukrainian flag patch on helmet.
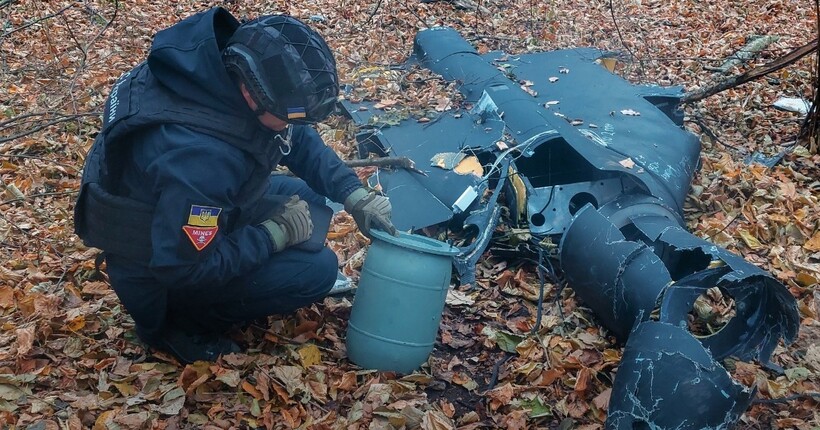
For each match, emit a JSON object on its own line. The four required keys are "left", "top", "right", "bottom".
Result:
{"left": 287, "top": 107, "right": 307, "bottom": 119}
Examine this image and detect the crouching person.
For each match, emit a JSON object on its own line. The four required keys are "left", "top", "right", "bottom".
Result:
{"left": 74, "top": 7, "right": 396, "bottom": 364}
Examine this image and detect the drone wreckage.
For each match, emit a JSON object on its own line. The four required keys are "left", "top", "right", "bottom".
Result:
{"left": 339, "top": 27, "right": 799, "bottom": 429}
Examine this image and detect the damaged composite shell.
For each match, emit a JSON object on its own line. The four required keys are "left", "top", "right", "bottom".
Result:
{"left": 560, "top": 206, "right": 799, "bottom": 361}
{"left": 558, "top": 205, "right": 673, "bottom": 339}
{"left": 606, "top": 322, "right": 755, "bottom": 430}
{"left": 559, "top": 205, "right": 798, "bottom": 429}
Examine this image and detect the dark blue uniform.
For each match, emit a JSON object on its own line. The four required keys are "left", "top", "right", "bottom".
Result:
{"left": 74, "top": 8, "right": 362, "bottom": 347}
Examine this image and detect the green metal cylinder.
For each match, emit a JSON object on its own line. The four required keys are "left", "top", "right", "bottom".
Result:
{"left": 346, "top": 230, "right": 459, "bottom": 373}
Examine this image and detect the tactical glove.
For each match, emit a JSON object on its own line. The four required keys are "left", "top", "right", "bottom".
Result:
{"left": 260, "top": 196, "right": 313, "bottom": 252}
{"left": 344, "top": 187, "right": 398, "bottom": 238}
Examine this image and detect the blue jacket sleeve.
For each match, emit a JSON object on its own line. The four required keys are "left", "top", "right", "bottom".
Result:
{"left": 281, "top": 126, "right": 363, "bottom": 203}
{"left": 132, "top": 126, "right": 275, "bottom": 288}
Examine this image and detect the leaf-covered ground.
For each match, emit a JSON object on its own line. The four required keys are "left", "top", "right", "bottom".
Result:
{"left": 1, "top": 0, "right": 819, "bottom": 428}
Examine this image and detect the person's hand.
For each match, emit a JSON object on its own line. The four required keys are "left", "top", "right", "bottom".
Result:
{"left": 260, "top": 196, "right": 313, "bottom": 251}
{"left": 344, "top": 188, "right": 398, "bottom": 238}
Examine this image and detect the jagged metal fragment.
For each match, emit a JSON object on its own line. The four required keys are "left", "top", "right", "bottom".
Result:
{"left": 607, "top": 322, "right": 755, "bottom": 430}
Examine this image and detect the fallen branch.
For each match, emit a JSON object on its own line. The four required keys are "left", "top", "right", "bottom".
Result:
{"left": 704, "top": 35, "right": 780, "bottom": 74}
{"left": 343, "top": 156, "right": 416, "bottom": 170}
{"left": 682, "top": 39, "right": 818, "bottom": 104}
{"left": 0, "top": 2, "right": 75, "bottom": 38}
{"left": 0, "top": 112, "right": 100, "bottom": 145}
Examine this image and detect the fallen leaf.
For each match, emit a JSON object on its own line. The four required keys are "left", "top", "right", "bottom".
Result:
{"left": 739, "top": 229, "right": 764, "bottom": 250}
{"left": 619, "top": 158, "right": 635, "bottom": 169}
{"left": 374, "top": 99, "right": 398, "bottom": 109}
{"left": 298, "top": 344, "right": 322, "bottom": 367}
{"left": 454, "top": 156, "right": 483, "bottom": 176}
{"left": 421, "top": 409, "right": 454, "bottom": 430}
{"left": 14, "top": 325, "right": 35, "bottom": 356}
{"left": 435, "top": 97, "right": 451, "bottom": 112}
{"left": 592, "top": 388, "right": 611, "bottom": 410}
{"left": 804, "top": 231, "right": 820, "bottom": 252}
{"left": 445, "top": 288, "right": 475, "bottom": 306}
{"left": 0, "top": 285, "right": 15, "bottom": 309}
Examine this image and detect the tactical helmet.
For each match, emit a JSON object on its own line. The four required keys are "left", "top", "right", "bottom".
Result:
{"left": 223, "top": 15, "right": 339, "bottom": 124}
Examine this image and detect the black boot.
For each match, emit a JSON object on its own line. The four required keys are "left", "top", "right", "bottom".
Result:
{"left": 159, "top": 327, "right": 241, "bottom": 364}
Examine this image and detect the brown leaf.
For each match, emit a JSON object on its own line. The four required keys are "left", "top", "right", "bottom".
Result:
{"left": 81, "top": 281, "right": 111, "bottom": 296}
{"left": 93, "top": 410, "right": 118, "bottom": 430}
{"left": 0, "top": 266, "right": 23, "bottom": 282}
{"left": 114, "top": 412, "right": 151, "bottom": 429}
{"left": 0, "top": 285, "right": 15, "bottom": 309}
{"left": 574, "top": 367, "right": 593, "bottom": 393}
{"left": 485, "top": 383, "right": 515, "bottom": 411}
{"left": 592, "top": 388, "right": 611, "bottom": 410}
{"left": 421, "top": 409, "right": 454, "bottom": 430}
{"left": 439, "top": 399, "right": 455, "bottom": 418}
{"left": 14, "top": 325, "right": 35, "bottom": 356}
{"left": 242, "top": 380, "right": 264, "bottom": 400}
{"left": 336, "top": 371, "right": 358, "bottom": 392}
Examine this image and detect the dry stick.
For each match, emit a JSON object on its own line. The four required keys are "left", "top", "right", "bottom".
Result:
{"left": 68, "top": 0, "right": 119, "bottom": 114}
{"left": 704, "top": 35, "right": 781, "bottom": 74}
{"left": 364, "top": 0, "right": 383, "bottom": 25}
{"left": 608, "top": 0, "right": 636, "bottom": 64}
{"left": 343, "top": 156, "right": 417, "bottom": 170}
{"left": 0, "top": 2, "right": 75, "bottom": 38}
{"left": 0, "top": 112, "right": 100, "bottom": 145}
{"left": 682, "top": 39, "right": 819, "bottom": 104}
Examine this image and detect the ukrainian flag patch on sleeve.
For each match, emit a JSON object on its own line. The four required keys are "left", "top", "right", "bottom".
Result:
{"left": 183, "top": 205, "right": 222, "bottom": 251}
{"left": 287, "top": 107, "right": 306, "bottom": 119}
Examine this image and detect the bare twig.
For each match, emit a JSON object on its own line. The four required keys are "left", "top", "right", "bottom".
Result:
{"left": 703, "top": 35, "right": 781, "bottom": 74}
{"left": 608, "top": 0, "right": 636, "bottom": 63}
{"left": 68, "top": 0, "right": 119, "bottom": 113}
{"left": 0, "top": 154, "right": 81, "bottom": 172}
{"left": 682, "top": 39, "right": 818, "bottom": 104}
{"left": 752, "top": 392, "right": 820, "bottom": 404}
{"left": 344, "top": 156, "right": 417, "bottom": 170}
{"left": 364, "top": 0, "right": 384, "bottom": 25}
{"left": 0, "top": 112, "right": 100, "bottom": 145}
{"left": 0, "top": 190, "right": 78, "bottom": 207}
{"left": 0, "top": 3, "right": 75, "bottom": 38}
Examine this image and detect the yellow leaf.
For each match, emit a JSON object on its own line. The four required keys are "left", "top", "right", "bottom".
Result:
{"left": 66, "top": 315, "right": 86, "bottom": 332}
{"left": 804, "top": 231, "right": 820, "bottom": 252}
{"left": 796, "top": 271, "right": 818, "bottom": 287}
{"left": 738, "top": 229, "right": 763, "bottom": 250}
{"left": 93, "top": 410, "right": 117, "bottom": 430}
{"left": 453, "top": 156, "right": 483, "bottom": 176}
{"left": 599, "top": 57, "right": 617, "bottom": 72}
{"left": 297, "top": 344, "right": 322, "bottom": 368}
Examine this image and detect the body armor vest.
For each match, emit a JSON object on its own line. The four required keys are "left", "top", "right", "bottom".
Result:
{"left": 74, "top": 63, "right": 281, "bottom": 263}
